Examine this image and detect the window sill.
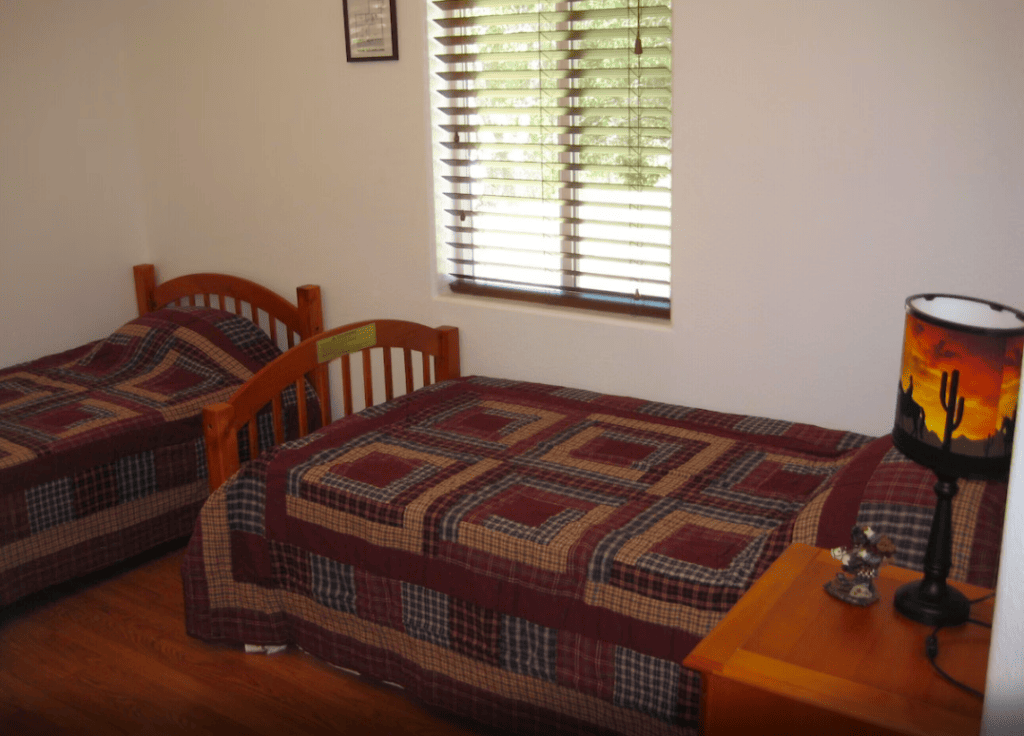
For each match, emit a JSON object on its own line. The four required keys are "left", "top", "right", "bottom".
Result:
{"left": 448, "top": 282, "right": 670, "bottom": 322}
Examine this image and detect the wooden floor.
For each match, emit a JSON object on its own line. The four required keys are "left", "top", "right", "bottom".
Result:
{"left": 0, "top": 548, "right": 484, "bottom": 735}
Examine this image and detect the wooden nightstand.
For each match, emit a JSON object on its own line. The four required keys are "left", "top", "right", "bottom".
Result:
{"left": 683, "top": 543, "right": 992, "bottom": 736}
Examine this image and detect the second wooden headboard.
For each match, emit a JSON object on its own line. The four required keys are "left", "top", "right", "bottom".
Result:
{"left": 132, "top": 264, "right": 324, "bottom": 349}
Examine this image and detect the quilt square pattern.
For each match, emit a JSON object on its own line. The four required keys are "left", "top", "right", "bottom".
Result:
{"left": 293, "top": 440, "right": 457, "bottom": 530}
{"left": 111, "top": 350, "right": 246, "bottom": 415}
{"left": 0, "top": 373, "right": 85, "bottom": 413}
{"left": 26, "top": 477, "right": 76, "bottom": 533}
{"left": 11, "top": 399, "right": 140, "bottom": 441}
{"left": 65, "top": 330, "right": 139, "bottom": 377}
{"left": 245, "top": 378, "right": 884, "bottom": 639}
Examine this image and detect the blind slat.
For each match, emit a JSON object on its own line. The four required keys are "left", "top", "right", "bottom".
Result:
{"left": 436, "top": 47, "right": 673, "bottom": 66}
{"left": 437, "top": 67, "right": 672, "bottom": 83}
{"left": 449, "top": 266, "right": 669, "bottom": 293}
{"left": 440, "top": 159, "right": 673, "bottom": 178}
{"left": 433, "top": 3, "right": 671, "bottom": 28}
{"left": 448, "top": 246, "right": 672, "bottom": 270}
{"left": 435, "top": 26, "right": 673, "bottom": 47}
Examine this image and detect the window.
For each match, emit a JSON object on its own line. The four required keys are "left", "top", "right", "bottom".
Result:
{"left": 430, "top": 0, "right": 672, "bottom": 319}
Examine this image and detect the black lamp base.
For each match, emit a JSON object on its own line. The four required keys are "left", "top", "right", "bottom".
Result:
{"left": 894, "top": 579, "right": 970, "bottom": 627}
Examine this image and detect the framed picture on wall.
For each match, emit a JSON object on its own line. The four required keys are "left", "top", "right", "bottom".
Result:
{"left": 343, "top": 0, "right": 398, "bottom": 62}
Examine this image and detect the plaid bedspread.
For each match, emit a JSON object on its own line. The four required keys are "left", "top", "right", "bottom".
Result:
{"left": 0, "top": 306, "right": 285, "bottom": 606}
{"left": 182, "top": 376, "right": 1007, "bottom": 736}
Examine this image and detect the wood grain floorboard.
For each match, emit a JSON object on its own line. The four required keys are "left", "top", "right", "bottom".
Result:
{"left": 0, "top": 548, "right": 486, "bottom": 735}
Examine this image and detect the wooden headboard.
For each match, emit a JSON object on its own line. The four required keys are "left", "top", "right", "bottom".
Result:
{"left": 203, "top": 319, "right": 460, "bottom": 492}
{"left": 132, "top": 264, "right": 324, "bottom": 349}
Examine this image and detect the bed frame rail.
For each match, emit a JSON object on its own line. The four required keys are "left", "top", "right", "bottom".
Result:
{"left": 204, "top": 320, "right": 460, "bottom": 492}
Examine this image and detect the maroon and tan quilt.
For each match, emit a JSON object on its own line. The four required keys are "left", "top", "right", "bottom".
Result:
{"left": 0, "top": 306, "right": 295, "bottom": 607}
{"left": 182, "top": 376, "right": 1007, "bottom": 736}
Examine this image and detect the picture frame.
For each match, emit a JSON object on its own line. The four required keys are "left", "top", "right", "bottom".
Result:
{"left": 343, "top": 0, "right": 398, "bottom": 62}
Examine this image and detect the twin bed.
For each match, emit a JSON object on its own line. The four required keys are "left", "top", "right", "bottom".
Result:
{"left": 0, "top": 265, "right": 323, "bottom": 607}
{"left": 181, "top": 320, "right": 1007, "bottom": 736}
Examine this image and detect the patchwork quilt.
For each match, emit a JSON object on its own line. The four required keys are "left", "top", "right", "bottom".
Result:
{"left": 0, "top": 306, "right": 295, "bottom": 607}
{"left": 182, "top": 376, "right": 1007, "bottom": 736}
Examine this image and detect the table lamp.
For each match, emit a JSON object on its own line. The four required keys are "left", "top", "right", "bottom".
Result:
{"left": 892, "top": 294, "right": 1024, "bottom": 626}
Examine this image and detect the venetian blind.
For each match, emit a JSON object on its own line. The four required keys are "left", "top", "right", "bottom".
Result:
{"left": 431, "top": 0, "right": 672, "bottom": 319}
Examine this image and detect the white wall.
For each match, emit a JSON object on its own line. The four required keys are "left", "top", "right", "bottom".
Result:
{"left": 1, "top": 0, "right": 1021, "bottom": 728}
{"left": 0, "top": 0, "right": 148, "bottom": 367}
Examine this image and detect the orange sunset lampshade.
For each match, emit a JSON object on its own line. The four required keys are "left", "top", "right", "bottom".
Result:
{"left": 893, "top": 294, "right": 1024, "bottom": 479}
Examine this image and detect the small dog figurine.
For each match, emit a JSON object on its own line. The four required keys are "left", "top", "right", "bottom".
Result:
{"left": 824, "top": 525, "right": 896, "bottom": 606}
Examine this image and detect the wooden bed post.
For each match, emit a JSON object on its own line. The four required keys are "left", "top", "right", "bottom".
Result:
{"left": 133, "top": 264, "right": 157, "bottom": 315}
{"left": 436, "top": 326, "right": 461, "bottom": 381}
{"left": 204, "top": 402, "right": 241, "bottom": 492}
{"left": 296, "top": 285, "right": 323, "bottom": 337}
{"left": 296, "top": 284, "right": 330, "bottom": 420}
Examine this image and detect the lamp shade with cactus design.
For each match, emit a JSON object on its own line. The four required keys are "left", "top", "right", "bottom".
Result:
{"left": 893, "top": 294, "right": 1024, "bottom": 480}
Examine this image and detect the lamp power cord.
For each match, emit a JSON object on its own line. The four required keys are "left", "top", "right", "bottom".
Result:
{"left": 923, "top": 592, "right": 994, "bottom": 699}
